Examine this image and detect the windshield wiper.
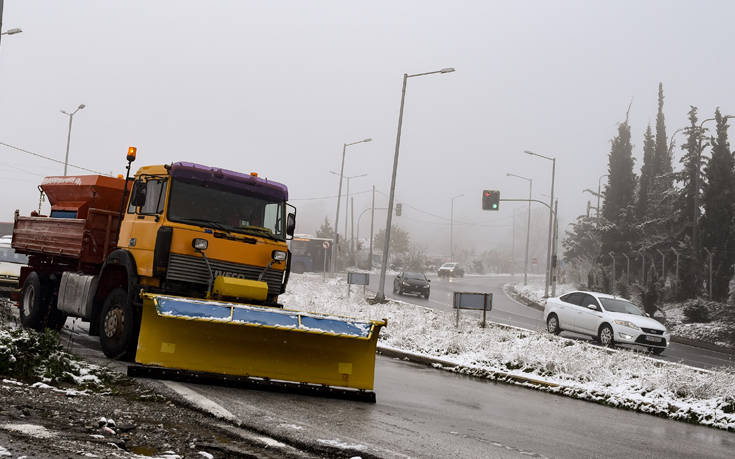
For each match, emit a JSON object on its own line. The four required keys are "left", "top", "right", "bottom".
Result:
{"left": 237, "top": 226, "right": 280, "bottom": 241}
{"left": 177, "top": 218, "right": 231, "bottom": 232}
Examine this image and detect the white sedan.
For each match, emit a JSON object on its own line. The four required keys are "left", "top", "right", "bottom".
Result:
{"left": 544, "top": 291, "right": 670, "bottom": 354}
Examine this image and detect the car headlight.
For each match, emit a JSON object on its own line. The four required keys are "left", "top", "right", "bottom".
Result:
{"left": 402, "top": 281, "right": 409, "bottom": 286}
{"left": 614, "top": 320, "right": 640, "bottom": 330}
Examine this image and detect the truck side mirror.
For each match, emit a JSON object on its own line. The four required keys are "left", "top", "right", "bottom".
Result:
{"left": 131, "top": 181, "right": 147, "bottom": 207}
{"left": 286, "top": 212, "right": 295, "bottom": 237}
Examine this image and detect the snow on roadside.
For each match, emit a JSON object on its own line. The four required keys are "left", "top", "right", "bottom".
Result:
{"left": 281, "top": 274, "right": 735, "bottom": 431}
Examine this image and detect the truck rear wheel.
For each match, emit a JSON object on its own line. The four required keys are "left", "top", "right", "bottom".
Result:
{"left": 20, "top": 272, "right": 49, "bottom": 331}
{"left": 99, "top": 288, "right": 137, "bottom": 360}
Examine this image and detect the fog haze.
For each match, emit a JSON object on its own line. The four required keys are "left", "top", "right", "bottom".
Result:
{"left": 1, "top": 0, "right": 733, "bottom": 258}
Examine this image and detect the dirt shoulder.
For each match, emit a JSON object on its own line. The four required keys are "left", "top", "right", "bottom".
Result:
{"left": 0, "top": 300, "right": 315, "bottom": 458}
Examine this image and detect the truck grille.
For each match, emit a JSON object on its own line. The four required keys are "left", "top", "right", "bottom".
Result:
{"left": 166, "top": 253, "right": 284, "bottom": 296}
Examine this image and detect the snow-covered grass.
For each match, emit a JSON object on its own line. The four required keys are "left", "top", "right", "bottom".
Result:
{"left": 281, "top": 274, "right": 735, "bottom": 431}
{"left": 0, "top": 326, "right": 116, "bottom": 392}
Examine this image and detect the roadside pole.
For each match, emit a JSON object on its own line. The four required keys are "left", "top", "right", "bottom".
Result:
{"left": 369, "top": 185, "right": 375, "bottom": 270}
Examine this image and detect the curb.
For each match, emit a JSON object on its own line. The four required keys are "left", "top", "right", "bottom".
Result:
{"left": 504, "top": 284, "right": 735, "bottom": 356}
{"left": 377, "top": 346, "right": 559, "bottom": 389}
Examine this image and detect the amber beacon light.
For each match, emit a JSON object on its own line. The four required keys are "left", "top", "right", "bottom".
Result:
{"left": 127, "top": 146, "right": 137, "bottom": 162}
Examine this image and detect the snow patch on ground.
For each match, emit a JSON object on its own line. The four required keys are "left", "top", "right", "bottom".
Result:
{"left": 317, "top": 438, "right": 367, "bottom": 450}
{"left": 161, "top": 381, "right": 238, "bottom": 423}
{"left": 281, "top": 274, "right": 735, "bottom": 431}
{"left": 1, "top": 423, "right": 55, "bottom": 439}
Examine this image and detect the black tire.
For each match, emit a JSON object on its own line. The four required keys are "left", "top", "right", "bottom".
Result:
{"left": 598, "top": 324, "right": 615, "bottom": 347}
{"left": 649, "top": 347, "right": 665, "bottom": 355}
{"left": 546, "top": 313, "right": 561, "bottom": 335}
{"left": 99, "top": 288, "right": 138, "bottom": 360}
{"left": 20, "top": 272, "right": 50, "bottom": 331}
{"left": 46, "top": 309, "right": 68, "bottom": 332}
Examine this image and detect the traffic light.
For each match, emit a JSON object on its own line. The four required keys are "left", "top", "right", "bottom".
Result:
{"left": 482, "top": 190, "right": 500, "bottom": 210}
{"left": 395, "top": 203, "right": 402, "bottom": 216}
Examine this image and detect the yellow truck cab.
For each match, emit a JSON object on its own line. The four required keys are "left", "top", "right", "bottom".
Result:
{"left": 117, "top": 162, "right": 294, "bottom": 306}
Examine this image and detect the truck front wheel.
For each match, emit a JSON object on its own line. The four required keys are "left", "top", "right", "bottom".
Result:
{"left": 20, "top": 272, "right": 49, "bottom": 331}
{"left": 99, "top": 288, "right": 137, "bottom": 360}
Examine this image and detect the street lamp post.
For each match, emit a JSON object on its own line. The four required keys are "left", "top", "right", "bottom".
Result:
{"left": 330, "top": 171, "right": 367, "bottom": 260}
{"left": 0, "top": 0, "right": 23, "bottom": 47}
{"left": 375, "top": 67, "right": 455, "bottom": 302}
{"left": 507, "top": 173, "right": 532, "bottom": 285}
{"left": 332, "top": 138, "right": 371, "bottom": 273}
{"left": 61, "top": 104, "right": 86, "bottom": 176}
{"left": 450, "top": 194, "right": 463, "bottom": 262}
{"left": 524, "top": 150, "right": 556, "bottom": 297}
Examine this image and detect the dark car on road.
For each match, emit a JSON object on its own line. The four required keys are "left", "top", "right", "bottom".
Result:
{"left": 393, "top": 272, "right": 431, "bottom": 299}
{"left": 437, "top": 262, "right": 464, "bottom": 278}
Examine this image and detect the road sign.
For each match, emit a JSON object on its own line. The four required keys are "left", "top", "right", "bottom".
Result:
{"left": 323, "top": 241, "right": 330, "bottom": 249}
{"left": 347, "top": 272, "right": 370, "bottom": 285}
{"left": 532, "top": 257, "right": 538, "bottom": 265}
{"left": 453, "top": 292, "right": 493, "bottom": 328}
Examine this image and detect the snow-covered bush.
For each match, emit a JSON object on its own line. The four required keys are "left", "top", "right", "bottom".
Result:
{"left": 683, "top": 299, "right": 713, "bottom": 323}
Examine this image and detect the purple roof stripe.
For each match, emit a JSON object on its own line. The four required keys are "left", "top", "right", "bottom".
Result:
{"left": 170, "top": 162, "right": 288, "bottom": 201}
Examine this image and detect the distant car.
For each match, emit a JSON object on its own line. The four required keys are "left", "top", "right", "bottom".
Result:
{"left": 393, "top": 272, "right": 431, "bottom": 299}
{"left": 437, "top": 262, "right": 464, "bottom": 278}
{"left": 0, "top": 237, "right": 27, "bottom": 296}
{"left": 544, "top": 291, "right": 670, "bottom": 354}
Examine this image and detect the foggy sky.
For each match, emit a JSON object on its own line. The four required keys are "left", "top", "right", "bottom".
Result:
{"left": 1, "top": 0, "right": 733, "bottom": 257}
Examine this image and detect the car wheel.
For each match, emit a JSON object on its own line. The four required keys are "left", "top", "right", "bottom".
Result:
{"left": 20, "top": 272, "right": 50, "bottom": 331}
{"left": 424, "top": 292, "right": 430, "bottom": 300}
{"left": 99, "top": 288, "right": 138, "bottom": 360}
{"left": 598, "top": 324, "right": 615, "bottom": 347}
{"left": 649, "top": 347, "right": 665, "bottom": 355}
{"left": 546, "top": 313, "right": 561, "bottom": 335}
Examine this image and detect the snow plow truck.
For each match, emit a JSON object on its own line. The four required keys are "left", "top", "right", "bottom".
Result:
{"left": 12, "top": 148, "right": 385, "bottom": 399}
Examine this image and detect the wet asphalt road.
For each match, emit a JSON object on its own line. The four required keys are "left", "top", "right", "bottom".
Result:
{"left": 60, "top": 275, "right": 735, "bottom": 458}
{"left": 164, "top": 274, "right": 734, "bottom": 458}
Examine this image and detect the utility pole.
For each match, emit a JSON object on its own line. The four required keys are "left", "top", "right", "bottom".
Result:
{"left": 551, "top": 199, "right": 558, "bottom": 296}
{"left": 350, "top": 196, "right": 355, "bottom": 256}
{"left": 369, "top": 185, "right": 375, "bottom": 270}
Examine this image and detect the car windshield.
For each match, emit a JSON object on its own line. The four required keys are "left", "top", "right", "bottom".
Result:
{"left": 0, "top": 247, "right": 28, "bottom": 264}
{"left": 167, "top": 179, "right": 285, "bottom": 240}
{"left": 599, "top": 298, "right": 644, "bottom": 316}
{"left": 405, "top": 272, "right": 426, "bottom": 280}
{"left": 441, "top": 263, "right": 456, "bottom": 268}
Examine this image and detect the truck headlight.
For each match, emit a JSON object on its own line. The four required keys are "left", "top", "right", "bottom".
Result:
{"left": 192, "top": 238, "right": 208, "bottom": 251}
{"left": 272, "top": 250, "right": 287, "bottom": 261}
{"left": 614, "top": 320, "right": 640, "bottom": 330}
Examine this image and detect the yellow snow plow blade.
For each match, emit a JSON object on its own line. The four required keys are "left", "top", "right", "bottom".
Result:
{"left": 135, "top": 293, "right": 386, "bottom": 390}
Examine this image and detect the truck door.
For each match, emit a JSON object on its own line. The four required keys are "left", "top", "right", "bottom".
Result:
{"left": 119, "top": 177, "right": 168, "bottom": 277}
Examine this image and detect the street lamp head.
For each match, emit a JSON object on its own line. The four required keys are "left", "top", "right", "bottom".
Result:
{"left": 440, "top": 68, "right": 455, "bottom": 73}
{"left": 4, "top": 28, "right": 22, "bottom": 35}
{"left": 523, "top": 150, "right": 535, "bottom": 155}
{"left": 362, "top": 138, "right": 372, "bottom": 143}
{"left": 60, "top": 110, "right": 69, "bottom": 115}
{"left": 78, "top": 104, "right": 86, "bottom": 110}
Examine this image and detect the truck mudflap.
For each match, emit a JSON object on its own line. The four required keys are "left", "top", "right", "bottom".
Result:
{"left": 134, "top": 293, "right": 386, "bottom": 391}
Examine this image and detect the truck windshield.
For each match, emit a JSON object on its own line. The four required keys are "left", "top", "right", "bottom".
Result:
{"left": 167, "top": 179, "right": 285, "bottom": 240}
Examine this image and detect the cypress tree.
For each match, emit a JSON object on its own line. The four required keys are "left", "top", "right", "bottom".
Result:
{"left": 654, "top": 83, "right": 672, "bottom": 179}
{"left": 676, "top": 106, "right": 704, "bottom": 298}
{"left": 701, "top": 109, "right": 734, "bottom": 300}
{"left": 601, "top": 116, "right": 637, "bottom": 257}
{"left": 637, "top": 125, "right": 655, "bottom": 219}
